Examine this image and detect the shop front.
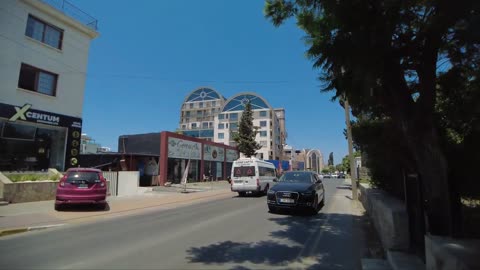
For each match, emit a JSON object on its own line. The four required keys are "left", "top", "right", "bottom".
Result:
{"left": 117, "top": 131, "right": 238, "bottom": 185}
{"left": 158, "top": 132, "right": 238, "bottom": 185}
{"left": 165, "top": 136, "right": 202, "bottom": 184}
{"left": 226, "top": 149, "right": 239, "bottom": 178}
{"left": 0, "top": 102, "right": 82, "bottom": 171}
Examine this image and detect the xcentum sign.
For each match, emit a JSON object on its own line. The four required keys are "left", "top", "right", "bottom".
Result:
{"left": 9, "top": 104, "right": 60, "bottom": 125}
{"left": 0, "top": 102, "right": 83, "bottom": 170}
{"left": 0, "top": 103, "right": 81, "bottom": 128}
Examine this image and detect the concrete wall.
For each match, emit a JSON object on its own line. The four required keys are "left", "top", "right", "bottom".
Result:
{"left": 2, "top": 180, "right": 59, "bottom": 203}
{"left": 425, "top": 235, "right": 480, "bottom": 270}
{"left": 117, "top": 171, "right": 140, "bottom": 196}
{"left": 359, "top": 183, "right": 410, "bottom": 251}
{"left": 0, "top": 172, "right": 111, "bottom": 203}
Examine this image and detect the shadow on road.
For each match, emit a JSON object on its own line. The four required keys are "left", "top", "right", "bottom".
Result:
{"left": 186, "top": 210, "right": 384, "bottom": 269}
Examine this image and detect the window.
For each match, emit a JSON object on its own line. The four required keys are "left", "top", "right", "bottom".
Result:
{"left": 25, "top": 15, "right": 63, "bottom": 49}
{"left": 212, "top": 101, "right": 216, "bottom": 107}
{"left": 189, "top": 103, "right": 194, "bottom": 109}
{"left": 233, "top": 166, "right": 255, "bottom": 177}
{"left": 197, "top": 111, "right": 203, "bottom": 117}
{"left": 191, "top": 123, "right": 197, "bottom": 128}
{"left": 259, "top": 141, "right": 267, "bottom": 147}
{"left": 260, "top": 111, "right": 267, "bottom": 117}
{"left": 18, "top": 63, "right": 58, "bottom": 96}
{"left": 260, "top": 121, "right": 267, "bottom": 127}
{"left": 199, "top": 102, "right": 204, "bottom": 108}
{"left": 185, "top": 111, "right": 191, "bottom": 117}
{"left": 259, "top": 166, "right": 275, "bottom": 177}
{"left": 218, "top": 123, "right": 224, "bottom": 129}
{"left": 202, "top": 122, "right": 208, "bottom": 128}
{"left": 230, "top": 113, "right": 238, "bottom": 120}
{"left": 218, "top": 133, "right": 224, "bottom": 139}
{"left": 230, "top": 123, "right": 238, "bottom": 129}
{"left": 218, "top": 114, "right": 224, "bottom": 120}
{"left": 260, "top": 131, "right": 267, "bottom": 137}
{"left": 181, "top": 125, "right": 186, "bottom": 129}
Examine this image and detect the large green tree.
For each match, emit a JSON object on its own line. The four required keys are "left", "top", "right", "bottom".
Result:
{"left": 265, "top": 0, "right": 479, "bottom": 235}
{"left": 233, "top": 102, "right": 262, "bottom": 157}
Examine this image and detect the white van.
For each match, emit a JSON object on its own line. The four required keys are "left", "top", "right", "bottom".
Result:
{"left": 230, "top": 157, "right": 277, "bottom": 196}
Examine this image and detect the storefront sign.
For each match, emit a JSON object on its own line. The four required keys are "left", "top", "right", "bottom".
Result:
{"left": 0, "top": 102, "right": 82, "bottom": 170}
{"left": 168, "top": 137, "right": 201, "bottom": 160}
{"left": 204, "top": 145, "right": 225, "bottom": 162}
{"left": 0, "top": 103, "right": 81, "bottom": 128}
{"left": 226, "top": 149, "right": 239, "bottom": 162}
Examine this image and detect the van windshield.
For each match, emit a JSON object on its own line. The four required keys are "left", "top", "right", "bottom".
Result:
{"left": 66, "top": 171, "right": 100, "bottom": 183}
{"left": 233, "top": 166, "right": 255, "bottom": 177}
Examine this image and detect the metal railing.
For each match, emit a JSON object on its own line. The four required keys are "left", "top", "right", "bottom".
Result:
{"left": 40, "top": 0, "right": 98, "bottom": 30}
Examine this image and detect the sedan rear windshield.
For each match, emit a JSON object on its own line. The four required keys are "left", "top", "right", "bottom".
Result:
{"left": 66, "top": 171, "right": 100, "bottom": 183}
{"left": 233, "top": 166, "right": 255, "bottom": 177}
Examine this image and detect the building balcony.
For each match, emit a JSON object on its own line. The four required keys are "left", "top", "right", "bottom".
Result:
{"left": 40, "top": 0, "right": 98, "bottom": 30}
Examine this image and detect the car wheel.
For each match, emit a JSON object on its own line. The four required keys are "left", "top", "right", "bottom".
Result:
{"left": 54, "top": 204, "right": 63, "bottom": 211}
{"left": 310, "top": 196, "right": 319, "bottom": 215}
{"left": 263, "top": 184, "right": 269, "bottom": 196}
{"left": 238, "top": 191, "right": 246, "bottom": 197}
{"left": 319, "top": 196, "right": 325, "bottom": 209}
{"left": 97, "top": 203, "right": 108, "bottom": 211}
{"left": 268, "top": 205, "right": 277, "bottom": 213}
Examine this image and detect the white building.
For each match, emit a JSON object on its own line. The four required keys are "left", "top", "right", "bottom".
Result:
{"left": 214, "top": 92, "right": 286, "bottom": 160}
{"left": 81, "top": 133, "right": 110, "bottom": 154}
{"left": 177, "top": 87, "right": 226, "bottom": 141}
{"left": 0, "top": 0, "right": 98, "bottom": 171}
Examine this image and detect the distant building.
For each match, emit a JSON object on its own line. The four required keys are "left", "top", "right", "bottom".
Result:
{"left": 214, "top": 92, "right": 286, "bottom": 160}
{"left": 0, "top": 0, "right": 98, "bottom": 171}
{"left": 291, "top": 148, "right": 324, "bottom": 173}
{"left": 80, "top": 133, "right": 110, "bottom": 154}
{"left": 178, "top": 89, "right": 287, "bottom": 160}
{"left": 177, "top": 87, "right": 226, "bottom": 141}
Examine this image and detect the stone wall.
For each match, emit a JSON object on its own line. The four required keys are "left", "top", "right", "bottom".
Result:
{"left": 425, "top": 235, "right": 480, "bottom": 270}
{"left": 2, "top": 181, "right": 59, "bottom": 203}
{"left": 359, "top": 183, "right": 410, "bottom": 251}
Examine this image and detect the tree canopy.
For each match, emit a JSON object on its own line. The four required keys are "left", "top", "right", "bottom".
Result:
{"left": 265, "top": 0, "right": 479, "bottom": 236}
{"left": 233, "top": 102, "right": 262, "bottom": 157}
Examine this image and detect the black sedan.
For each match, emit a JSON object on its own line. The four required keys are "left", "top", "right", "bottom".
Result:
{"left": 267, "top": 171, "right": 325, "bottom": 214}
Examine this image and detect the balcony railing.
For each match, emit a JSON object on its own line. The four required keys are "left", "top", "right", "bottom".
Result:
{"left": 40, "top": 0, "right": 98, "bottom": 30}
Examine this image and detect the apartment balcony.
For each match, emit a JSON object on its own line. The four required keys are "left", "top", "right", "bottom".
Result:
{"left": 40, "top": 0, "right": 98, "bottom": 30}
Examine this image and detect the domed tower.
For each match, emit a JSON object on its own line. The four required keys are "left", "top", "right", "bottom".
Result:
{"left": 177, "top": 87, "right": 226, "bottom": 141}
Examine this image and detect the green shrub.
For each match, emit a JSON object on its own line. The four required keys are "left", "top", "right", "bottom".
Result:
{"left": 4, "top": 173, "right": 61, "bottom": 182}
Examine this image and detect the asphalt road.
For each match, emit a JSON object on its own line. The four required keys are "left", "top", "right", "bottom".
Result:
{"left": 0, "top": 178, "right": 368, "bottom": 270}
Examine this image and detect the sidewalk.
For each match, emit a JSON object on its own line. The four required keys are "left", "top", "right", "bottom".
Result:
{"left": 0, "top": 182, "right": 233, "bottom": 236}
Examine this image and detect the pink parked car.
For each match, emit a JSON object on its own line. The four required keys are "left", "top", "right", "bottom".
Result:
{"left": 55, "top": 168, "right": 108, "bottom": 211}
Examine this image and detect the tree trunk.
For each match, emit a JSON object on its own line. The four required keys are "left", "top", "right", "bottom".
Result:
{"left": 406, "top": 123, "right": 453, "bottom": 236}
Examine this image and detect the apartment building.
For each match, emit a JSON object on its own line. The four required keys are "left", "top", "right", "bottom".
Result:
{"left": 0, "top": 0, "right": 98, "bottom": 171}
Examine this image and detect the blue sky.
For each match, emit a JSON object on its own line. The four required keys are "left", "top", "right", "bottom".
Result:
{"left": 77, "top": 0, "right": 348, "bottom": 165}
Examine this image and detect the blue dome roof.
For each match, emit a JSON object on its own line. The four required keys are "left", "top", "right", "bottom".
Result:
{"left": 185, "top": 88, "right": 222, "bottom": 102}
{"left": 222, "top": 93, "right": 271, "bottom": 112}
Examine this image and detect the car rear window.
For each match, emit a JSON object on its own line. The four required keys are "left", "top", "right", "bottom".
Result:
{"left": 233, "top": 166, "right": 255, "bottom": 177}
{"left": 66, "top": 171, "right": 100, "bottom": 183}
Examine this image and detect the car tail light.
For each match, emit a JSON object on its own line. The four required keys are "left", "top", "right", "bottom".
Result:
{"left": 100, "top": 181, "right": 105, "bottom": 187}
{"left": 59, "top": 175, "right": 67, "bottom": 187}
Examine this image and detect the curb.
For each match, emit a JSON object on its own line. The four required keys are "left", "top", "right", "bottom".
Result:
{"left": 0, "top": 223, "right": 65, "bottom": 237}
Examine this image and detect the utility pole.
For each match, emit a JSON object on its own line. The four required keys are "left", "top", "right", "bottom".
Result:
{"left": 344, "top": 98, "right": 358, "bottom": 200}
